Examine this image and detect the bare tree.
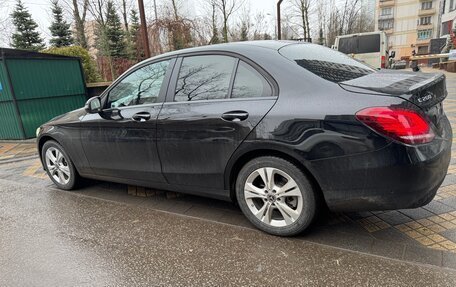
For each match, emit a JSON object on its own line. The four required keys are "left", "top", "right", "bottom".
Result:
{"left": 148, "top": 0, "right": 194, "bottom": 53}
{"left": 317, "top": 0, "right": 373, "bottom": 47}
{"left": 290, "top": 0, "right": 313, "bottom": 40}
{"left": 87, "top": 0, "right": 106, "bottom": 25}
{"left": 315, "top": 0, "right": 327, "bottom": 45}
{"left": 252, "top": 12, "right": 269, "bottom": 40}
{"left": 170, "top": 0, "right": 180, "bottom": 20}
{"left": 118, "top": 0, "right": 133, "bottom": 32}
{"left": 62, "top": 0, "right": 89, "bottom": 48}
{"left": 0, "top": 0, "right": 12, "bottom": 46}
{"left": 231, "top": 4, "right": 251, "bottom": 41}
{"left": 214, "top": 0, "right": 243, "bottom": 43}
{"left": 206, "top": 0, "right": 220, "bottom": 44}
{"left": 342, "top": 0, "right": 361, "bottom": 34}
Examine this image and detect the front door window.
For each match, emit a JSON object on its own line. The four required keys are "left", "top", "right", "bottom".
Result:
{"left": 107, "top": 60, "right": 170, "bottom": 108}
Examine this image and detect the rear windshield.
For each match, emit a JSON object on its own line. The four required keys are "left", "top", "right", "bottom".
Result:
{"left": 338, "top": 34, "right": 381, "bottom": 54}
{"left": 279, "top": 43, "right": 375, "bottom": 83}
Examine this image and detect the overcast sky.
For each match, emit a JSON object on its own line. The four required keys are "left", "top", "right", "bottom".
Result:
{"left": 1, "top": 0, "right": 279, "bottom": 47}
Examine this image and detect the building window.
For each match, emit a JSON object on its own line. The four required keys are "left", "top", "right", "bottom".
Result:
{"left": 441, "top": 20, "right": 452, "bottom": 35}
{"left": 379, "top": 19, "right": 394, "bottom": 30}
{"left": 417, "top": 46, "right": 429, "bottom": 55}
{"left": 451, "top": 0, "right": 456, "bottom": 12}
{"left": 419, "top": 16, "right": 432, "bottom": 25}
{"left": 417, "top": 29, "right": 433, "bottom": 40}
{"left": 421, "top": 1, "right": 432, "bottom": 10}
{"left": 381, "top": 7, "right": 392, "bottom": 15}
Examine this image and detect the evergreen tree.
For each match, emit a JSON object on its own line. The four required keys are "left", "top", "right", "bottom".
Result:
{"left": 105, "top": 0, "right": 126, "bottom": 58}
{"left": 126, "top": 9, "right": 141, "bottom": 60}
{"left": 129, "top": 9, "right": 139, "bottom": 47}
{"left": 210, "top": 26, "right": 220, "bottom": 44}
{"left": 240, "top": 22, "right": 248, "bottom": 41}
{"left": 11, "top": 0, "right": 45, "bottom": 51}
{"left": 49, "top": 0, "right": 73, "bottom": 47}
{"left": 263, "top": 33, "right": 272, "bottom": 40}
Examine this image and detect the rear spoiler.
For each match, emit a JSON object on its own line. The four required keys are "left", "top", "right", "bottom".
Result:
{"left": 339, "top": 71, "right": 445, "bottom": 96}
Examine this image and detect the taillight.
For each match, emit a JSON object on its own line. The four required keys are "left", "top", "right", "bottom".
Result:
{"left": 381, "top": 56, "right": 386, "bottom": 68}
{"left": 356, "top": 107, "right": 435, "bottom": 145}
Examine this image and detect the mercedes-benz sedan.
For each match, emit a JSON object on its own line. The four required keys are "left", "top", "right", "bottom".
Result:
{"left": 37, "top": 41, "right": 452, "bottom": 236}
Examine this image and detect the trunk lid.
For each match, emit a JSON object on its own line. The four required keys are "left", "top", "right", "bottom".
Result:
{"left": 340, "top": 70, "right": 447, "bottom": 136}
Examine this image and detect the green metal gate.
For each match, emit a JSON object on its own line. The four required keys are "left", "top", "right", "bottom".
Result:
{"left": 0, "top": 49, "right": 87, "bottom": 139}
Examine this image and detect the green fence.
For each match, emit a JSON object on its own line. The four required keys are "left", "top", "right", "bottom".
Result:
{"left": 0, "top": 49, "right": 87, "bottom": 139}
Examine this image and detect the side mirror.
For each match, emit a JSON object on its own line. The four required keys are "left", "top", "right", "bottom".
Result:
{"left": 84, "top": 96, "right": 102, "bottom": 114}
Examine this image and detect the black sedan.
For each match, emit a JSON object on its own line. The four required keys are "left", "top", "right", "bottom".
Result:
{"left": 37, "top": 41, "right": 452, "bottom": 236}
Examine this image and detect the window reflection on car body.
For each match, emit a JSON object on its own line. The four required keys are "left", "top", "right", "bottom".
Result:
{"left": 174, "top": 55, "right": 236, "bottom": 102}
{"left": 108, "top": 60, "right": 170, "bottom": 108}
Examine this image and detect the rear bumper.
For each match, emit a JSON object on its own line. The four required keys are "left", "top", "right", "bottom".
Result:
{"left": 311, "top": 117, "right": 452, "bottom": 212}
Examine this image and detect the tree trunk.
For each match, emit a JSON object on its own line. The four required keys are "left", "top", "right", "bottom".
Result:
{"left": 222, "top": 0, "right": 228, "bottom": 42}
{"left": 72, "top": 0, "right": 88, "bottom": 48}
{"left": 122, "top": 0, "right": 129, "bottom": 32}
{"left": 304, "top": 3, "right": 310, "bottom": 40}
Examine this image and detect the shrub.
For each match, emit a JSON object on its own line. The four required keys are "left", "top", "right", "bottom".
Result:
{"left": 43, "top": 46, "right": 101, "bottom": 83}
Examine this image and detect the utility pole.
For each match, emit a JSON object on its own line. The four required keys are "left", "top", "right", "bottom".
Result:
{"left": 277, "top": 0, "right": 283, "bottom": 40}
{"left": 153, "top": 0, "right": 158, "bottom": 21}
{"left": 138, "top": 0, "right": 151, "bottom": 58}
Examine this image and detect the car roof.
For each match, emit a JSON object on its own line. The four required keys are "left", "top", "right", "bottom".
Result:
{"left": 147, "top": 40, "right": 305, "bottom": 60}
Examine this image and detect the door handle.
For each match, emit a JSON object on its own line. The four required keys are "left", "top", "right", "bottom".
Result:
{"left": 132, "top": 112, "right": 151, "bottom": 122}
{"left": 221, "top": 111, "right": 249, "bottom": 122}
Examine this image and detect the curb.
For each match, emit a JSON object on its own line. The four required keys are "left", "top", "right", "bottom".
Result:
{"left": 0, "top": 154, "right": 39, "bottom": 165}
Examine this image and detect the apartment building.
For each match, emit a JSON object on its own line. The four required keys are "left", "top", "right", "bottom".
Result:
{"left": 375, "top": 0, "right": 441, "bottom": 58}
{"left": 441, "top": 0, "right": 456, "bottom": 37}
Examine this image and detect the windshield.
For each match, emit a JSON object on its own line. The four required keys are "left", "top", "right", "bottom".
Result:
{"left": 279, "top": 43, "right": 375, "bottom": 83}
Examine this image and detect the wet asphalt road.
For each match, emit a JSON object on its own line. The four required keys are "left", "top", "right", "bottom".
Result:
{"left": 1, "top": 178, "right": 456, "bottom": 286}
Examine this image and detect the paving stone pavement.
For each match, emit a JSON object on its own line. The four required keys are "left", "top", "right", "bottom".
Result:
{"left": 2, "top": 68, "right": 456, "bottom": 270}
{"left": 0, "top": 141, "right": 36, "bottom": 163}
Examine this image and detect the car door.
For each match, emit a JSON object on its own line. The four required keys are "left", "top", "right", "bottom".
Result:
{"left": 80, "top": 58, "right": 175, "bottom": 184}
{"left": 157, "top": 54, "right": 277, "bottom": 193}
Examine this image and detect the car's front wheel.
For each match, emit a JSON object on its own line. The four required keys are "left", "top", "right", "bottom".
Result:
{"left": 42, "top": 140, "right": 79, "bottom": 190}
{"left": 236, "top": 156, "right": 316, "bottom": 236}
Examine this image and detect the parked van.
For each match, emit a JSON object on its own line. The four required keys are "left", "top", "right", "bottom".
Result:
{"left": 333, "top": 31, "right": 389, "bottom": 69}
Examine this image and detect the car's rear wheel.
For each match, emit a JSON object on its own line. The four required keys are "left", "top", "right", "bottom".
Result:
{"left": 42, "top": 140, "right": 79, "bottom": 190}
{"left": 236, "top": 156, "right": 316, "bottom": 236}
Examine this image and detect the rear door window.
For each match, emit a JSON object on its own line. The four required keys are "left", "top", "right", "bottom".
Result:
{"left": 174, "top": 55, "right": 236, "bottom": 102}
{"left": 231, "top": 61, "right": 272, "bottom": 98}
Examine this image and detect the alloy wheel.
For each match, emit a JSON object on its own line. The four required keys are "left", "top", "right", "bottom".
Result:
{"left": 45, "top": 147, "right": 71, "bottom": 185}
{"left": 244, "top": 167, "right": 303, "bottom": 227}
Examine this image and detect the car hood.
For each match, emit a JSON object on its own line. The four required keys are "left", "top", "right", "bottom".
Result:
{"left": 44, "top": 107, "right": 86, "bottom": 126}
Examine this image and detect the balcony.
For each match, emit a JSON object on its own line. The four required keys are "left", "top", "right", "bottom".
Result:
{"left": 384, "top": 28, "right": 394, "bottom": 35}
{"left": 418, "top": 8, "right": 436, "bottom": 16}
{"left": 379, "top": 14, "right": 394, "bottom": 20}
{"left": 416, "top": 38, "right": 431, "bottom": 45}
{"left": 379, "top": 0, "right": 394, "bottom": 7}
{"left": 417, "top": 23, "right": 433, "bottom": 29}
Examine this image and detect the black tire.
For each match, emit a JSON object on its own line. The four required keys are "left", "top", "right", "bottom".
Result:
{"left": 41, "top": 140, "right": 79, "bottom": 190}
{"left": 236, "top": 156, "right": 316, "bottom": 236}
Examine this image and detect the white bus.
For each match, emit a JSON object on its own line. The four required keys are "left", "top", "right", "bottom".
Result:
{"left": 333, "top": 31, "right": 389, "bottom": 69}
